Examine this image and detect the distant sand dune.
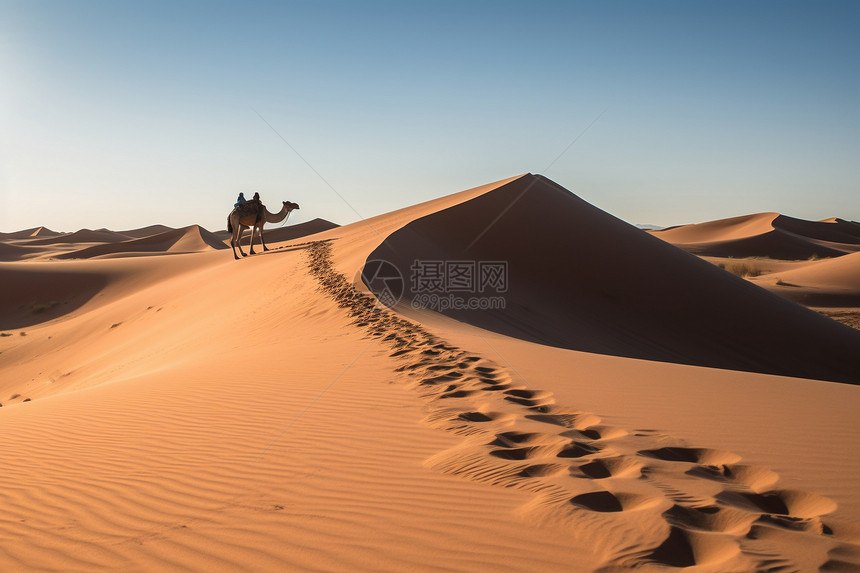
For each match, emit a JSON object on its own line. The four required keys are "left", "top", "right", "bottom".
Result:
{"left": 24, "top": 228, "right": 133, "bottom": 246}
{"left": 118, "top": 224, "right": 175, "bottom": 239}
{"left": 0, "top": 226, "right": 61, "bottom": 240}
{"left": 652, "top": 213, "right": 860, "bottom": 259}
{"left": 757, "top": 251, "right": 860, "bottom": 307}
{"left": 55, "top": 225, "right": 228, "bottom": 259}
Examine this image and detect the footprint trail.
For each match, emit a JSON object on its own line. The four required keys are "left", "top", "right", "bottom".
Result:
{"left": 305, "top": 241, "right": 860, "bottom": 572}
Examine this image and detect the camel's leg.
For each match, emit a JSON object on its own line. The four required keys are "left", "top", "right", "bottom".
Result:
{"left": 236, "top": 224, "right": 248, "bottom": 258}
{"left": 249, "top": 225, "right": 258, "bottom": 255}
{"left": 260, "top": 224, "right": 270, "bottom": 252}
{"left": 230, "top": 218, "right": 241, "bottom": 259}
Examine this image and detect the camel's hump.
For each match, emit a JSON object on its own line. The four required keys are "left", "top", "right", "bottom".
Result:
{"left": 233, "top": 202, "right": 263, "bottom": 217}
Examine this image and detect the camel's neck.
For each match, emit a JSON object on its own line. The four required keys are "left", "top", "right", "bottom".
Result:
{"left": 265, "top": 205, "right": 293, "bottom": 224}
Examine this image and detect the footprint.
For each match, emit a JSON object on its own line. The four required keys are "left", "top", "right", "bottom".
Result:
{"left": 716, "top": 489, "right": 837, "bottom": 519}
{"left": 426, "top": 364, "right": 460, "bottom": 372}
{"left": 645, "top": 526, "right": 740, "bottom": 567}
{"left": 573, "top": 456, "right": 644, "bottom": 480}
{"left": 458, "top": 411, "right": 495, "bottom": 422}
{"left": 490, "top": 447, "right": 540, "bottom": 460}
{"left": 664, "top": 504, "right": 757, "bottom": 534}
{"left": 754, "top": 513, "right": 829, "bottom": 534}
{"left": 490, "top": 431, "right": 544, "bottom": 447}
{"left": 526, "top": 412, "right": 601, "bottom": 430}
{"left": 438, "top": 390, "right": 475, "bottom": 399}
{"left": 638, "top": 447, "right": 741, "bottom": 465}
{"left": 686, "top": 464, "right": 779, "bottom": 492}
{"left": 481, "top": 384, "right": 511, "bottom": 392}
{"left": 389, "top": 346, "right": 417, "bottom": 357}
{"left": 420, "top": 373, "right": 464, "bottom": 385}
{"left": 575, "top": 425, "right": 628, "bottom": 441}
{"left": 504, "top": 396, "right": 553, "bottom": 412}
{"left": 557, "top": 442, "right": 602, "bottom": 459}
{"left": 570, "top": 491, "right": 661, "bottom": 513}
{"left": 503, "top": 389, "right": 555, "bottom": 410}
{"left": 517, "top": 464, "right": 567, "bottom": 478}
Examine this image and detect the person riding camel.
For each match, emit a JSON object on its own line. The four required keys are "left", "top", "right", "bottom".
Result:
{"left": 234, "top": 193, "right": 247, "bottom": 208}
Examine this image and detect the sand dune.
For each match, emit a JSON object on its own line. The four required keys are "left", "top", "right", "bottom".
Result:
{"left": 0, "top": 226, "right": 61, "bottom": 240}
{"left": 118, "top": 224, "right": 176, "bottom": 239}
{"left": 1, "top": 174, "right": 859, "bottom": 572}
{"left": 24, "top": 228, "right": 133, "bottom": 246}
{"left": 755, "top": 251, "right": 860, "bottom": 307}
{"left": 652, "top": 213, "right": 860, "bottom": 259}
{"left": 53, "top": 225, "right": 228, "bottom": 259}
{"left": 366, "top": 174, "right": 860, "bottom": 384}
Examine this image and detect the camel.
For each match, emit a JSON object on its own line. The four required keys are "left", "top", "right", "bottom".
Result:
{"left": 227, "top": 200, "right": 300, "bottom": 259}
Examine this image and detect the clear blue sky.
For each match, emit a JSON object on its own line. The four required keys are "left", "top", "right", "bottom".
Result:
{"left": 1, "top": 0, "right": 857, "bottom": 233}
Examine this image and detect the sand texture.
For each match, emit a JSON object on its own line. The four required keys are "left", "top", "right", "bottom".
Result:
{"left": 1, "top": 177, "right": 859, "bottom": 572}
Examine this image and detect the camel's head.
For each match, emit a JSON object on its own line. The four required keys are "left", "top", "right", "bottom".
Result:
{"left": 283, "top": 201, "right": 300, "bottom": 210}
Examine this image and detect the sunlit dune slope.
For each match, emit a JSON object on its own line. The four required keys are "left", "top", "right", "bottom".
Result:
{"left": 755, "top": 251, "right": 860, "bottom": 307}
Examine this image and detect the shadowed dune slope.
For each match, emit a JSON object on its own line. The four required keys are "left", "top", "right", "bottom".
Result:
{"left": 0, "top": 241, "right": 32, "bottom": 262}
{"left": 55, "top": 225, "right": 228, "bottom": 259}
{"left": 0, "top": 266, "right": 108, "bottom": 329}
{"left": 652, "top": 213, "right": 860, "bottom": 259}
{"left": 366, "top": 174, "right": 860, "bottom": 384}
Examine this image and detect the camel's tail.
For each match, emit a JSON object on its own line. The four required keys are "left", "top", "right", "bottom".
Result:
{"left": 227, "top": 215, "right": 233, "bottom": 234}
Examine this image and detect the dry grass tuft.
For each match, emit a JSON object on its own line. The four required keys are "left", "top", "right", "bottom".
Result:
{"left": 718, "top": 263, "right": 761, "bottom": 278}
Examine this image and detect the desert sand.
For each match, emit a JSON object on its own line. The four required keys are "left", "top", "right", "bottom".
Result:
{"left": 1, "top": 174, "right": 859, "bottom": 572}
